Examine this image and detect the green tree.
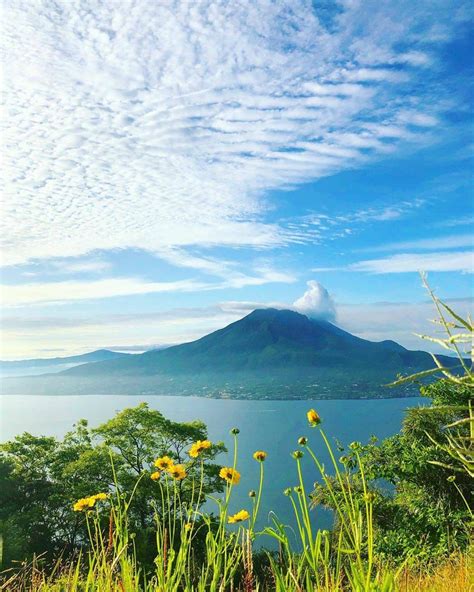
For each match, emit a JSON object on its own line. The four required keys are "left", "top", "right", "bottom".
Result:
{"left": 0, "top": 403, "right": 225, "bottom": 568}
{"left": 311, "top": 280, "right": 473, "bottom": 564}
{"left": 312, "top": 381, "right": 472, "bottom": 563}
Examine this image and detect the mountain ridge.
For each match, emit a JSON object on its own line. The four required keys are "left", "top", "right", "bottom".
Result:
{"left": 2, "top": 309, "right": 462, "bottom": 399}
{"left": 62, "top": 308, "right": 455, "bottom": 377}
{"left": 0, "top": 349, "right": 132, "bottom": 370}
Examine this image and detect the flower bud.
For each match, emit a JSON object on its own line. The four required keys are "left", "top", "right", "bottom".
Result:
{"left": 230, "top": 428, "right": 240, "bottom": 435}
{"left": 307, "top": 409, "right": 321, "bottom": 426}
{"left": 248, "top": 490, "right": 256, "bottom": 498}
{"left": 298, "top": 436, "right": 308, "bottom": 446}
{"left": 292, "top": 450, "right": 304, "bottom": 459}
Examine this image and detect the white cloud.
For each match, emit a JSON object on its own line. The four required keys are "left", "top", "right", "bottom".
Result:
{"left": 337, "top": 298, "right": 473, "bottom": 352}
{"left": 0, "top": 263, "right": 296, "bottom": 307}
{"left": 0, "top": 277, "right": 209, "bottom": 307}
{"left": 284, "top": 200, "right": 426, "bottom": 247}
{"left": 52, "top": 260, "right": 112, "bottom": 274}
{"left": 437, "top": 216, "right": 474, "bottom": 228}
{"left": 0, "top": 306, "right": 235, "bottom": 359}
{"left": 2, "top": 0, "right": 454, "bottom": 269}
{"left": 292, "top": 280, "right": 336, "bottom": 321}
{"left": 358, "top": 233, "right": 473, "bottom": 253}
{"left": 350, "top": 251, "right": 474, "bottom": 273}
{"left": 150, "top": 248, "right": 296, "bottom": 287}
{"left": 349, "top": 202, "right": 426, "bottom": 222}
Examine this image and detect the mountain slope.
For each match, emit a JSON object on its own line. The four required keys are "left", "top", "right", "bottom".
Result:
{"left": 1, "top": 349, "right": 132, "bottom": 369}
{"left": 0, "top": 349, "right": 132, "bottom": 377}
{"left": 63, "top": 308, "right": 453, "bottom": 377}
{"left": 3, "top": 309, "right": 461, "bottom": 399}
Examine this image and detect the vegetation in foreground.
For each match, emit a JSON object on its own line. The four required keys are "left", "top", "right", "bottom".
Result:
{"left": 0, "top": 280, "right": 472, "bottom": 591}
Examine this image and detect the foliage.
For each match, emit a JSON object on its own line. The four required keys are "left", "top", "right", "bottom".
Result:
{"left": 393, "top": 274, "right": 473, "bottom": 478}
{"left": 0, "top": 403, "right": 225, "bottom": 568}
{"left": 312, "top": 278, "right": 473, "bottom": 564}
{"left": 1, "top": 279, "right": 472, "bottom": 590}
{"left": 313, "top": 396, "right": 471, "bottom": 563}
{"left": 0, "top": 402, "right": 472, "bottom": 590}
{"left": 1, "top": 416, "right": 406, "bottom": 592}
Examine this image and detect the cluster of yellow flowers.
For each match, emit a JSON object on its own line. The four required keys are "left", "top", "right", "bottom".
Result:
{"left": 73, "top": 492, "right": 108, "bottom": 512}
{"left": 219, "top": 466, "right": 241, "bottom": 485}
{"left": 151, "top": 440, "right": 213, "bottom": 482}
{"left": 153, "top": 455, "right": 187, "bottom": 481}
{"left": 73, "top": 412, "right": 321, "bottom": 533}
{"left": 228, "top": 509, "right": 250, "bottom": 524}
{"left": 188, "top": 439, "right": 212, "bottom": 458}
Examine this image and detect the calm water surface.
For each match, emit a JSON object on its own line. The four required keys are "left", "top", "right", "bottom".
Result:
{"left": 0, "top": 394, "right": 427, "bottom": 545}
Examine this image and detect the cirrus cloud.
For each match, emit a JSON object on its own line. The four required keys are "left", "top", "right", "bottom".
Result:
{"left": 2, "top": 0, "right": 465, "bottom": 269}
{"left": 350, "top": 251, "right": 473, "bottom": 274}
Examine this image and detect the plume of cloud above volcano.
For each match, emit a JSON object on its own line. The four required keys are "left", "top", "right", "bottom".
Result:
{"left": 293, "top": 280, "right": 336, "bottom": 321}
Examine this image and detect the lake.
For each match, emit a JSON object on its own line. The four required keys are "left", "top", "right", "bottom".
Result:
{"left": 0, "top": 394, "right": 427, "bottom": 546}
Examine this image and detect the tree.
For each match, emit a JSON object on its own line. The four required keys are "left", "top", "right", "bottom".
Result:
{"left": 0, "top": 404, "right": 226, "bottom": 568}
{"left": 311, "top": 281, "right": 473, "bottom": 564}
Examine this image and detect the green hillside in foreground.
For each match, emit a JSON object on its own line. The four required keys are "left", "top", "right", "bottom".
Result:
{"left": 2, "top": 309, "right": 462, "bottom": 399}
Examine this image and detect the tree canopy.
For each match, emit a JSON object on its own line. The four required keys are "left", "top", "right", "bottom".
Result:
{"left": 0, "top": 403, "right": 226, "bottom": 567}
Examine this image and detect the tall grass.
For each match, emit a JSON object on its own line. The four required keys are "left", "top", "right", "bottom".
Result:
{"left": 1, "top": 415, "right": 410, "bottom": 592}
{"left": 2, "top": 280, "right": 471, "bottom": 591}
{"left": 1, "top": 414, "right": 471, "bottom": 591}
{"left": 390, "top": 273, "right": 473, "bottom": 479}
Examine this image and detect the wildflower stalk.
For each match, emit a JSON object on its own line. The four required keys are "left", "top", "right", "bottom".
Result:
{"left": 251, "top": 456, "right": 265, "bottom": 531}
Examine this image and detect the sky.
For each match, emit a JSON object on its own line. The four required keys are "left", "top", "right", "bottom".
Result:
{"left": 1, "top": 0, "right": 473, "bottom": 359}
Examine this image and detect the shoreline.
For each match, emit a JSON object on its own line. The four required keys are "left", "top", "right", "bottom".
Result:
{"left": 0, "top": 392, "right": 425, "bottom": 401}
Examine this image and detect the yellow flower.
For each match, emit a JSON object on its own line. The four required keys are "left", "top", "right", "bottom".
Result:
{"left": 73, "top": 498, "right": 90, "bottom": 512}
{"left": 228, "top": 509, "right": 250, "bottom": 524}
{"left": 73, "top": 493, "right": 107, "bottom": 512}
{"left": 150, "top": 471, "right": 161, "bottom": 481}
{"left": 168, "top": 464, "right": 187, "bottom": 480}
{"left": 188, "top": 439, "right": 212, "bottom": 458}
{"left": 253, "top": 450, "right": 267, "bottom": 462}
{"left": 307, "top": 409, "right": 321, "bottom": 426}
{"left": 91, "top": 492, "right": 108, "bottom": 501}
{"left": 154, "top": 456, "right": 174, "bottom": 471}
{"left": 184, "top": 522, "right": 192, "bottom": 531}
{"left": 219, "top": 467, "right": 241, "bottom": 485}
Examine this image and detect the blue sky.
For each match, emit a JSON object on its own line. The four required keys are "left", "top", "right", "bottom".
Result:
{"left": 1, "top": 0, "right": 473, "bottom": 358}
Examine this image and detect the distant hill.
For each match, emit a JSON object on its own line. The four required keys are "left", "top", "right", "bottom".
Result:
{"left": 2, "top": 309, "right": 462, "bottom": 399}
{"left": 0, "top": 349, "right": 132, "bottom": 377}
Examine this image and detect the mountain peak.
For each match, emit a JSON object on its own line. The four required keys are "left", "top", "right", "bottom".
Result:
{"left": 17, "top": 306, "right": 460, "bottom": 400}
{"left": 246, "top": 307, "right": 309, "bottom": 321}
{"left": 242, "top": 307, "right": 343, "bottom": 334}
